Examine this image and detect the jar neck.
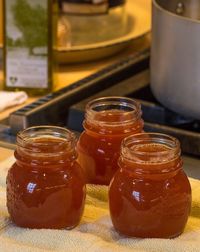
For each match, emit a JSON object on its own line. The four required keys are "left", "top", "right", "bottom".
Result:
{"left": 84, "top": 97, "right": 143, "bottom": 135}
{"left": 120, "top": 133, "right": 182, "bottom": 176}
{"left": 15, "top": 126, "right": 77, "bottom": 170}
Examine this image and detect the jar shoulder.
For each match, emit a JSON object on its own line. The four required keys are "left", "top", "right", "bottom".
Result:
{"left": 78, "top": 130, "right": 124, "bottom": 147}
{"left": 7, "top": 161, "right": 85, "bottom": 189}
{"left": 110, "top": 168, "right": 191, "bottom": 198}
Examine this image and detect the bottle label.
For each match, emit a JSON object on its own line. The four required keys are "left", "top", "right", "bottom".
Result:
{"left": 5, "top": 0, "right": 49, "bottom": 89}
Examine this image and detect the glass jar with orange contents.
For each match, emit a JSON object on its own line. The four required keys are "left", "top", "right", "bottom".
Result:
{"left": 6, "top": 126, "right": 86, "bottom": 229}
{"left": 77, "top": 97, "right": 144, "bottom": 185}
{"left": 109, "top": 133, "right": 191, "bottom": 238}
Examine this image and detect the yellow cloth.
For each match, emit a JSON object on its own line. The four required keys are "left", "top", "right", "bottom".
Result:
{"left": 0, "top": 157, "right": 200, "bottom": 252}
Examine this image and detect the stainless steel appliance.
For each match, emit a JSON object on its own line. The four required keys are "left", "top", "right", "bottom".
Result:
{"left": 151, "top": 0, "right": 200, "bottom": 119}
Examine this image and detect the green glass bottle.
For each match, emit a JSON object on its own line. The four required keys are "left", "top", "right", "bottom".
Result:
{"left": 3, "top": 0, "right": 53, "bottom": 96}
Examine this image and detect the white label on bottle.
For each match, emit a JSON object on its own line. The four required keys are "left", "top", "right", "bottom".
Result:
{"left": 6, "top": 0, "right": 49, "bottom": 89}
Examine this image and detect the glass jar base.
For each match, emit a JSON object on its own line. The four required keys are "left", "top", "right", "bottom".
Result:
{"left": 114, "top": 227, "right": 183, "bottom": 239}
{"left": 11, "top": 218, "right": 80, "bottom": 230}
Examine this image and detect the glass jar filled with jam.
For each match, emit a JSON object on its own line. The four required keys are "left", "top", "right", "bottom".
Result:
{"left": 7, "top": 126, "right": 86, "bottom": 229}
{"left": 77, "top": 97, "right": 144, "bottom": 185}
{"left": 109, "top": 133, "right": 191, "bottom": 238}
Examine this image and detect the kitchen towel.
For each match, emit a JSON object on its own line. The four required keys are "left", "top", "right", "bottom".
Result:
{"left": 0, "top": 157, "right": 200, "bottom": 252}
{"left": 0, "top": 91, "right": 28, "bottom": 112}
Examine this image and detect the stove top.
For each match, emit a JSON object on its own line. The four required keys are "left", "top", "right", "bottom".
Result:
{"left": 129, "top": 85, "right": 200, "bottom": 130}
{"left": 1, "top": 49, "right": 200, "bottom": 156}
{"left": 67, "top": 70, "right": 200, "bottom": 157}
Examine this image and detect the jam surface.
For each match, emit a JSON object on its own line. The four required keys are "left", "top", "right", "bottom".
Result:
{"left": 7, "top": 137, "right": 86, "bottom": 229}
{"left": 109, "top": 143, "right": 191, "bottom": 238}
{"left": 77, "top": 110, "right": 143, "bottom": 185}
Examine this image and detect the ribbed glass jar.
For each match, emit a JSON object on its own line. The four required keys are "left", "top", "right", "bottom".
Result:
{"left": 7, "top": 126, "right": 86, "bottom": 229}
{"left": 77, "top": 97, "right": 144, "bottom": 185}
{"left": 109, "top": 133, "right": 191, "bottom": 238}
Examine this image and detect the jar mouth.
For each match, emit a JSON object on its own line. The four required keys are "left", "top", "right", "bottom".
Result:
{"left": 85, "top": 96, "right": 141, "bottom": 126}
{"left": 122, "top": 133, "right": 181, "bottom": 164}
{"left": 17, "top": 126, "right": 76, "bottom": 155}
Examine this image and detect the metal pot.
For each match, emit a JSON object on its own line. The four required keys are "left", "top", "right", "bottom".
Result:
{"left": 151, "top": 0, "right": 200, "bottom": 119}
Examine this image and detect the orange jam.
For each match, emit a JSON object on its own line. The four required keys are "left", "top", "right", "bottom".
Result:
{"left": 109, "top": 133, "right": 191, "bottom": 238}
{"left": 6, "top": 126, "right": 86, "bottom": 229}
{"left": 77, "top": 97, "right": 144, "bottom": 185}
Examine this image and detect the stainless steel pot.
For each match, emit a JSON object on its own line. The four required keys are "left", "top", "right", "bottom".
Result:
{"left": 151, "top": 0, "right": 200, "bottom": 119}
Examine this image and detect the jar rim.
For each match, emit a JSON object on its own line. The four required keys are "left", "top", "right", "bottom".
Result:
{"left": 17, "top": 126, "right": 76, "bottom": 154}
{"left": 121, "top": 133, "right": 181, "bottom": 164}
{"left": 85, "top": 96, "right": 142, "bottom": 126}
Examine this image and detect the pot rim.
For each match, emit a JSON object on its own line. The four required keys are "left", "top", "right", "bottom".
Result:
{"left": 152, "top": 0, "right": 200, "bottom": 24}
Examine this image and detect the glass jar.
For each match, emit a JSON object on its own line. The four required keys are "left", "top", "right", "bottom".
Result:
{"left": 77, "top": 97, "right": 144, "bottom": 185}
{"left": 6, "top": 126, "right": 86, "bottom": 229}
{"left": 54, "top": 0, "right": 128, "bottom": 47}
{"left": 109, "top": 133, "right": 191, "bottom": 238}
